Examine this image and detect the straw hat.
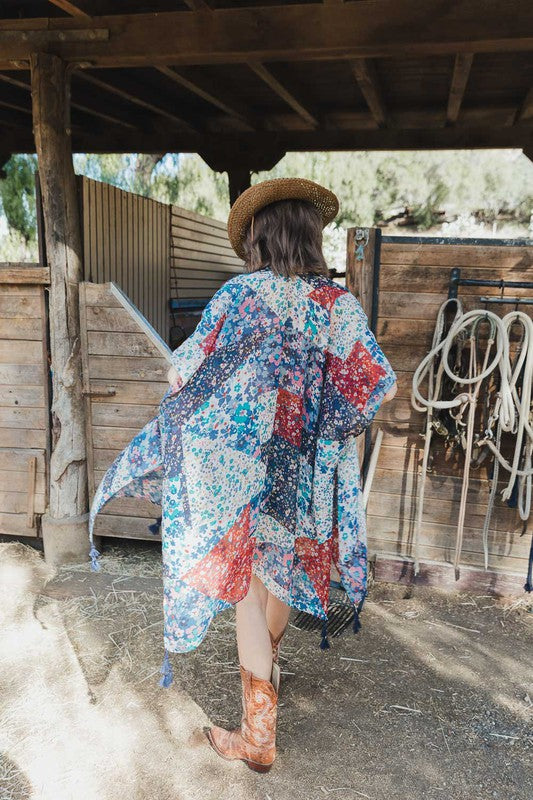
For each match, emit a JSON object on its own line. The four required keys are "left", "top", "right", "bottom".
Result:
{"left": 227, "top": 177, "right": 339, "bottom": 260}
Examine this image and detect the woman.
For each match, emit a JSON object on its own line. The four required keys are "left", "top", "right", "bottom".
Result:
{"left": 89, "top": 178, "right": 397, "bottom": 774}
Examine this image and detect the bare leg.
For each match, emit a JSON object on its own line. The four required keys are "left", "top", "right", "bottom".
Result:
{"left": 236, "top": 574, "right": 273, "bottom": 681}
{"left": 266, "top": 591, "right": 290, "bottom": 641}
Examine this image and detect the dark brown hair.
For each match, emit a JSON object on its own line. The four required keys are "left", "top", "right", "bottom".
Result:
{"left": 242, "top": 199, "right": 329, "bottom": 278}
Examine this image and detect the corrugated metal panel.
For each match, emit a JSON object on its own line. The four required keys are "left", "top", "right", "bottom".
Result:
{"left": 170, "top": 205, "right": 244, "bottom": 300}
{"left": 80, "top": 176, "right": 170, "bottom": 340}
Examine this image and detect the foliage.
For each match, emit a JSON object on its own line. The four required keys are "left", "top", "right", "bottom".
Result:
{"left": 1, "top": 148, "right": 532, "bottom": 263}
{"left": 0, "top": 154, "right": 38, "bottom": 243}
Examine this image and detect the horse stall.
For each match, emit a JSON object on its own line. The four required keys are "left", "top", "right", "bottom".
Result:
{"left": 1, "top": 177, "right": 532, "bottom": 598}
{"left": 0, "top": 264, "right": 50, "bottom": 539}
{"left": 346, "top": 232, "right": 533, "bottom": 593}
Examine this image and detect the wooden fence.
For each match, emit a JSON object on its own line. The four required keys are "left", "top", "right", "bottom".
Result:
{"left": 79, "top": 281, "right": 167, "bottom": 539}
{"left": 0, "top": 265, "right": 50, "bottom": 537}
{"left": 347, "top": 232, "right": 533, "bottom": 590}
{"left": 80, "top": 177, "right": 170, "bottom": 340}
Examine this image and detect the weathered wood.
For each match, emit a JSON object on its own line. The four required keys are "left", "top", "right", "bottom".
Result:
{"left": 2, "top": 4, "right": 532, "bottom": 67}
{"left": 0, "top": 265, "right": 49, "bottom": 283}
{"left": 30, "top": 52, "right": 88, "bottom": 519}
{"left": 0, "top": 406, "right": 47, "bottom": 429}
{"left": 351, "top": 59, "right": 387, "bottom": 127}
{"left": 227, "top": 165, "right": 252, "bottom": 207}
{"left": 0, "top": 428, "right": 47, "bottom": 450}
{"left": 0, "top": 364, "right": 45, "bottom": 386}
{"left": 447, "top": 53, "right": 474, "bottom": 124}
{"left": 92, "top": 513, "right": 161, "bottom": 541}
{"left": 379, "top": 263, "right": 533, "bottom": 295}
{"left": 87, "top": 330, "right": 163, "bottom": 358}
{"left": 360, "top": 236, "right": 532, "bottom": 584}
{"left": 380, "top": 242, "right": 533, "bottom": 267}
{"left": 0, "top": 511, "right": 38, "bottom": 536}
{"left": 372, "top": 555, "right": 525, "bottom": 596}
{"left": 0, "top": 340, "right": 43, "bottom": 364}
{"left": 47, "top": 0, "right": 91, "bottom": 20}
{"left": 0, "top": 294, "right": 42, "bottom": 317}
{"left": 248, "top": 61, "right": 318, "bottom": 128}
{"left": 91, "top": 403, "right": 157, "bottom": 429}
{"left": 156, "top": 65, "right": 256, "bottom": 130}
{"left": 88, "top": 355, "right": 168, "bottom": 382}
{"left": 0, "top": 385, "right": 46, "bottom": 407}
{"left": 77, "top": 72, "right": 196, "bottom": 131}
{"left": 26, "top": 455, "right": 37, "bottom": 526}
{"left": 367, "top": 537, "right": 527, "bottom": 573}
{"left": 345, "top": 227, "right": 377, "bottom": 316}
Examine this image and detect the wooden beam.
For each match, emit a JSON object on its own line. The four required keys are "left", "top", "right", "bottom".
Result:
{"left": 155, "top": 66, "right": 256, "bottom": 130}
{"left": 515, "top": 86, "right": 533, "bottom": 124}
{"left": 351, "top": 59, "right": 387, "bottom": 127}
{"left": 76, "top": 71, "right": 197, "bottom": 131}
{"left": 48, "top": 0, "right": 91, "bottom": 19}
{"left": 30, "top": 52, "right": 88, "bottom": 519}
{"left": 446, "top": 53, "right": 474, "bottom": 124}
{"left": 182, "top": 0, "right": 211, "bottom": 9}
{"left": 248, "top": 61, "right": 319, "bottom": 128}
{"left": 227, "top": 166, "right": 251, "bottom": 207}
{"left": 2, "top": 3, "right": 532, "bottom": 68}
{"left": 0, "top": 72, "right": 136, "bottom": 130}
{"left": 3, "top": 122, "right": 531, "bottom": 158}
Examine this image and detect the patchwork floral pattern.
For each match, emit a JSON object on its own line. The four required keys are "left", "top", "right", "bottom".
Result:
{"left": 89, "top": 268, "right": 396, "bottom": 653}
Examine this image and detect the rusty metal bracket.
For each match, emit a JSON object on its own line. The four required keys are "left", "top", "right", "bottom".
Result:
{"left": 82, "top": 387, "right": 117, "bottom": 398}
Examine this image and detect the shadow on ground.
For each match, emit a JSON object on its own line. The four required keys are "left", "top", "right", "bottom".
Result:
{"left": 0, "top": 541, "right": 531, "bottom": 800}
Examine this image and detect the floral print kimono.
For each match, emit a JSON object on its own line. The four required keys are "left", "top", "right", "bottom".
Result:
{"left": 89, "top": 268, "right": 396, "bottom": 669}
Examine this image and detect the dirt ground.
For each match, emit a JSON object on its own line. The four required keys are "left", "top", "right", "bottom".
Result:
{"left": 0, "top": 539, "right": 531, "bottom": 800}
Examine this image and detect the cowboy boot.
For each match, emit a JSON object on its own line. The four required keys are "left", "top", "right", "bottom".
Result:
{"left": 206, "top": 665, "right": 278, "bottom": 772}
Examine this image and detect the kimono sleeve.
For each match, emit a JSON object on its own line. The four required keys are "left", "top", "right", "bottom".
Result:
{"left": 168, "top": 279, "right": 239, "bottom": 391}
{"left": 327, "top": 291, "right": 397, "bottom": 439}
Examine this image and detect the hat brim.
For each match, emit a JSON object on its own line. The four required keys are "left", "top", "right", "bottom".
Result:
{"left": 227, "top": 177, "right": 339, "bottom": 261}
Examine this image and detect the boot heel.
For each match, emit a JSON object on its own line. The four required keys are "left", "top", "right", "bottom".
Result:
{"left": 245, "top": 759, "right": 273, "bottom": 773}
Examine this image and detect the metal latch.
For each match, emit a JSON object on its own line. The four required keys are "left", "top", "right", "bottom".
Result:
{"left": 82, "top": 387, "right": 117, "bottom": 398}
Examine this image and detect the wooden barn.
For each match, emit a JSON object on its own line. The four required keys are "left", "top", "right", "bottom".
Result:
{"left": 0, "top": 1, "right": 532, "bottom": 596}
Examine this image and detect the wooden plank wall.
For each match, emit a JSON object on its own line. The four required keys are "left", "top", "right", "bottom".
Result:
{"left": 80, "top": 282, "right": 166, "bottom": 540}
{"left": 170, "top": 205, "right": 244, "bottom": 299}
{"left": 0, "top": 266, "right": 50, "bottom": 537}
{"left": 358, "top": 237, "right": 533, "bottom": 584}
{"left": 80, "top": 177, "right": 170, "bottom": 340}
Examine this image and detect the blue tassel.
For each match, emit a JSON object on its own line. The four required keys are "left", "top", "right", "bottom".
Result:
{"left": 89, "top": 543, "right": 101, "bottom": 572}
{"left": 524, "top": 535, "right": 533, "bottom": 593}
{"left": 319, "top": 618, "right": 330, "bottom": 650}
{"left": 148, "top": 516, "right": 162, "bottom": 536}
{"left": 352, "top": 609, "right": 362, "bottom": 633}
{"left": 159, "top": 649, "right": 174, "bottom": 688}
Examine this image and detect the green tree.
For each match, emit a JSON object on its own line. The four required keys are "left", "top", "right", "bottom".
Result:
{"left": 0, "top": 154, "right": 38, "bottom": 243}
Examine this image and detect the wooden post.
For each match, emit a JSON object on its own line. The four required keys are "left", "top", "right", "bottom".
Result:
{"left": 227, "top": 165, "right": 252, "bottom": 206}
{"left": 345, "top": 226, "right": 379, "bottom": 319}
{"left": 345, "top": 226, "right": 382, "bottom": 476}
{"left": 30, "top": 53, "right": 90, "bottom": 562}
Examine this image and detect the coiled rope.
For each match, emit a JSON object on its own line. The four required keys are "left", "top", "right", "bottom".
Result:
{"left": 411, "top": 306, "right": 533, "bottom": 579}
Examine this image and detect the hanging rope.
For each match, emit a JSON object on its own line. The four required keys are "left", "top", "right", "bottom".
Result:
{"left": 411, "top": 307, "right": 533, "bottom": 578}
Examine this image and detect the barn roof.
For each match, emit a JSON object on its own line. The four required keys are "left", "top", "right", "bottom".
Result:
{"left": 1, "top": 1, "right": 532, "bottom": 168}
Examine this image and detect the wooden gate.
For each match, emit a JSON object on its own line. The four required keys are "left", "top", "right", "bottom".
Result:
{"left": 0, "top": 265, "right": 50, "bottom": 537}
{"left": 347, "top": 233, "right": 533, "bottom": 591}
{"left": 79, "top": 281, "right": 170, "bottom": 541}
